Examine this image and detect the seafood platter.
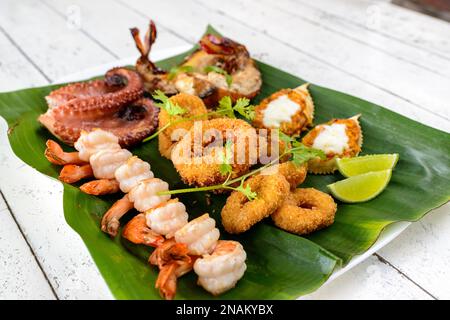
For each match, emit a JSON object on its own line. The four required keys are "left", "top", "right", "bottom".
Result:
{"left": 0, "top": 22, "right": 448, "bottom": 300}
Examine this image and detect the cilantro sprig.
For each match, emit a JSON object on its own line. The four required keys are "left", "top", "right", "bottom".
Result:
{"left": 219, "top": 141, "right": 233, "bottom": 176}
{"left": 157, "top": 130, "right": 324, "bottom": 201}
{"left": 216, "top": 96, "right": 255, "bottom": 121}
{"left": 152, "top": 90, "right": 186, "bottom": 116}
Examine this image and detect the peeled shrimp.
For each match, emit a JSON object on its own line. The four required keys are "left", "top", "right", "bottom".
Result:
{"left": 90, "top": 149, "right": 132, "bottom": 179}
{"left": 174, "top": 213, "right": 220, "bottom": 256}
{"left": 128, "top": 178, "right": 171, "bottom": 212}
{"left": 194, "top": 240, "right": 247, "bottom": 295}
{"left": 74, "top": 129, "right": 121, "bottom": 162}
{"left": 145, "top": 199, "right": 188, "bottom": 238}
{"left": 114, "top": 156, "right": 154, "bottom": 193}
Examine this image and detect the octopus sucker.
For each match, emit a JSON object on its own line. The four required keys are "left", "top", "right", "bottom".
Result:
{"left": 272, "top": 188, "right": 337, "bottom": 235}
{"left": 39, "top": 68, "right": 159, "bottom": 147}
{"left": 302, "top": 115, "right": 363, "bottom": 174}
{"left": 253, "top": 83, "right": 315, "bottom": 136}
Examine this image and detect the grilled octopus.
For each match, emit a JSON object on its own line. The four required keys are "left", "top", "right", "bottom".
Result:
{"left": 39, "top": 67, "right": 159, "bottom": 147}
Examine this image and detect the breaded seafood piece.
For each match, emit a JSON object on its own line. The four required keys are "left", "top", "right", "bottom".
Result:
{"left": 262, "top": 161, "right": 307, "bottom": 190}
{"left": 221, "top": 174, "right": 290, "bottom": 234}
{"left": 158, "top": 93, "right": 208, "bottom": 159}
{"left": 171, "top": 118, "right": 257, "bottom": 187}
{"left": 302, "top": 115, "right": 362, "bottom": 174}
{"left": 272, "top": 188, "right": 337, "bottom": 235}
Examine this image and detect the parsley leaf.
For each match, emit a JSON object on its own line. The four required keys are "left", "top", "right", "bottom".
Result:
{"left": 152, "top": 90, "right": 186, "bottom": 116}
{"left": 219, "top": 141, "right": 233, "bottom": 176}
{"left": 167, "top": 65, "right": 195, "bottom": 80}
{"left": 204, "top": 65, "right": 233, "bottom": 87}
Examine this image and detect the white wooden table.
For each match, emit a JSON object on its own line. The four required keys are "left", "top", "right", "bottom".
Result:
{"left": 0, "top": 0, "right": 449, "bottom": 300}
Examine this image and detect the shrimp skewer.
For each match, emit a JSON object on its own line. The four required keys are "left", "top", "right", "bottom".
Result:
{"left": 44, "top": 129, "right": 248, "bottom": 299}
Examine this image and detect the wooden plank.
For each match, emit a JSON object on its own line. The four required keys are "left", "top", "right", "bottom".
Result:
{"left": 262, "top": 0, "right": 450, "bottom": 79}
{"left": 291, "top": 0, "right": 450, "bottom": 58}
{"left": 304, "top": 255, "right": 434, "bottom": 299}
{"left": 196, "top": 0, "right": 450, "bottom": 121}
{"left": 43, "top": 0, "right": 189, "bottom": 59}
{"left": 0, "top": 0, "right": 115, "bottom": 81}
{"left": 378, "top": 203, "right": 450, "bottom": 299}
{"left": 0, "top": 28, "right": 49, "bottom": 91}
{"left": 0, "top": 188, "right": 56, "bottom": 299}
{"left": 119, "top": 0, "right": 449, "bottom": 132}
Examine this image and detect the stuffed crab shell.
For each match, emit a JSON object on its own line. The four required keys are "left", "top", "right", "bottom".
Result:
{"left": 253, "top": 83, "right": 314, "bottom": 136}
{"left": 302, "top": 115, "right": 363, "bottom": 174}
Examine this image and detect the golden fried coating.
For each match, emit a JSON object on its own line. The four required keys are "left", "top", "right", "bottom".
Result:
{"left": 158, "top": 93, "right": 208, "bottom": 159}
{"left": 272, "top": 188, "right": 337, "bottom": 235}
{"left": 252, "top": 84, "right": 314, "bottom": 136}
{"left": 221, "top": 174, "right": 290, "bottom": 234}
{"left": 262, "top": 161, "right": 308, "bottom": 190}
{"left": 256, "top": 128, "right": 291, "bottom": 164}
{"left": 302, "top": 115, "right": 362, "bottom": 174}
{"left": 171, "top": 118, "right": 258, "bottom": 187}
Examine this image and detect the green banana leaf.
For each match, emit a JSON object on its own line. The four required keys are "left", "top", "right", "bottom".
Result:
{"left": 0, "top": 26, "right": 449, "bottom": 299}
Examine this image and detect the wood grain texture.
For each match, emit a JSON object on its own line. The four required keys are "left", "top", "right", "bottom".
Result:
{"left": 0, "top": 185, "right": 56, "bottom": 299}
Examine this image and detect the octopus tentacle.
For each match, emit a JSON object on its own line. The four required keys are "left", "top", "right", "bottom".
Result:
{"left": 39, "top": 68, "right": 159, "bottom": 147}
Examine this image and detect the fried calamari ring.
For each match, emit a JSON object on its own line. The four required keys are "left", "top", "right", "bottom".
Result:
{"left": 221, "top": 174, "right": 290, "bottom": 234}
{"left": 172, "top": 118, "right": 258, "bottom": 187}
{"left": 158, "top": 93, "right": 208, "bottom": 159}
{"left": 272, "top": 188, "right": 337, "bottom": 235}
{"left": 262, "top": 161, "right": 308, "bottom": 190}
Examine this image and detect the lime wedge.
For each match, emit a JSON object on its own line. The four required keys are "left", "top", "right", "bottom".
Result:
{"left": 327, "top": 169, "right": 392, "bottom": 203}
{"left": 337, "top": 154, "right": 399, "bottom": 177}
